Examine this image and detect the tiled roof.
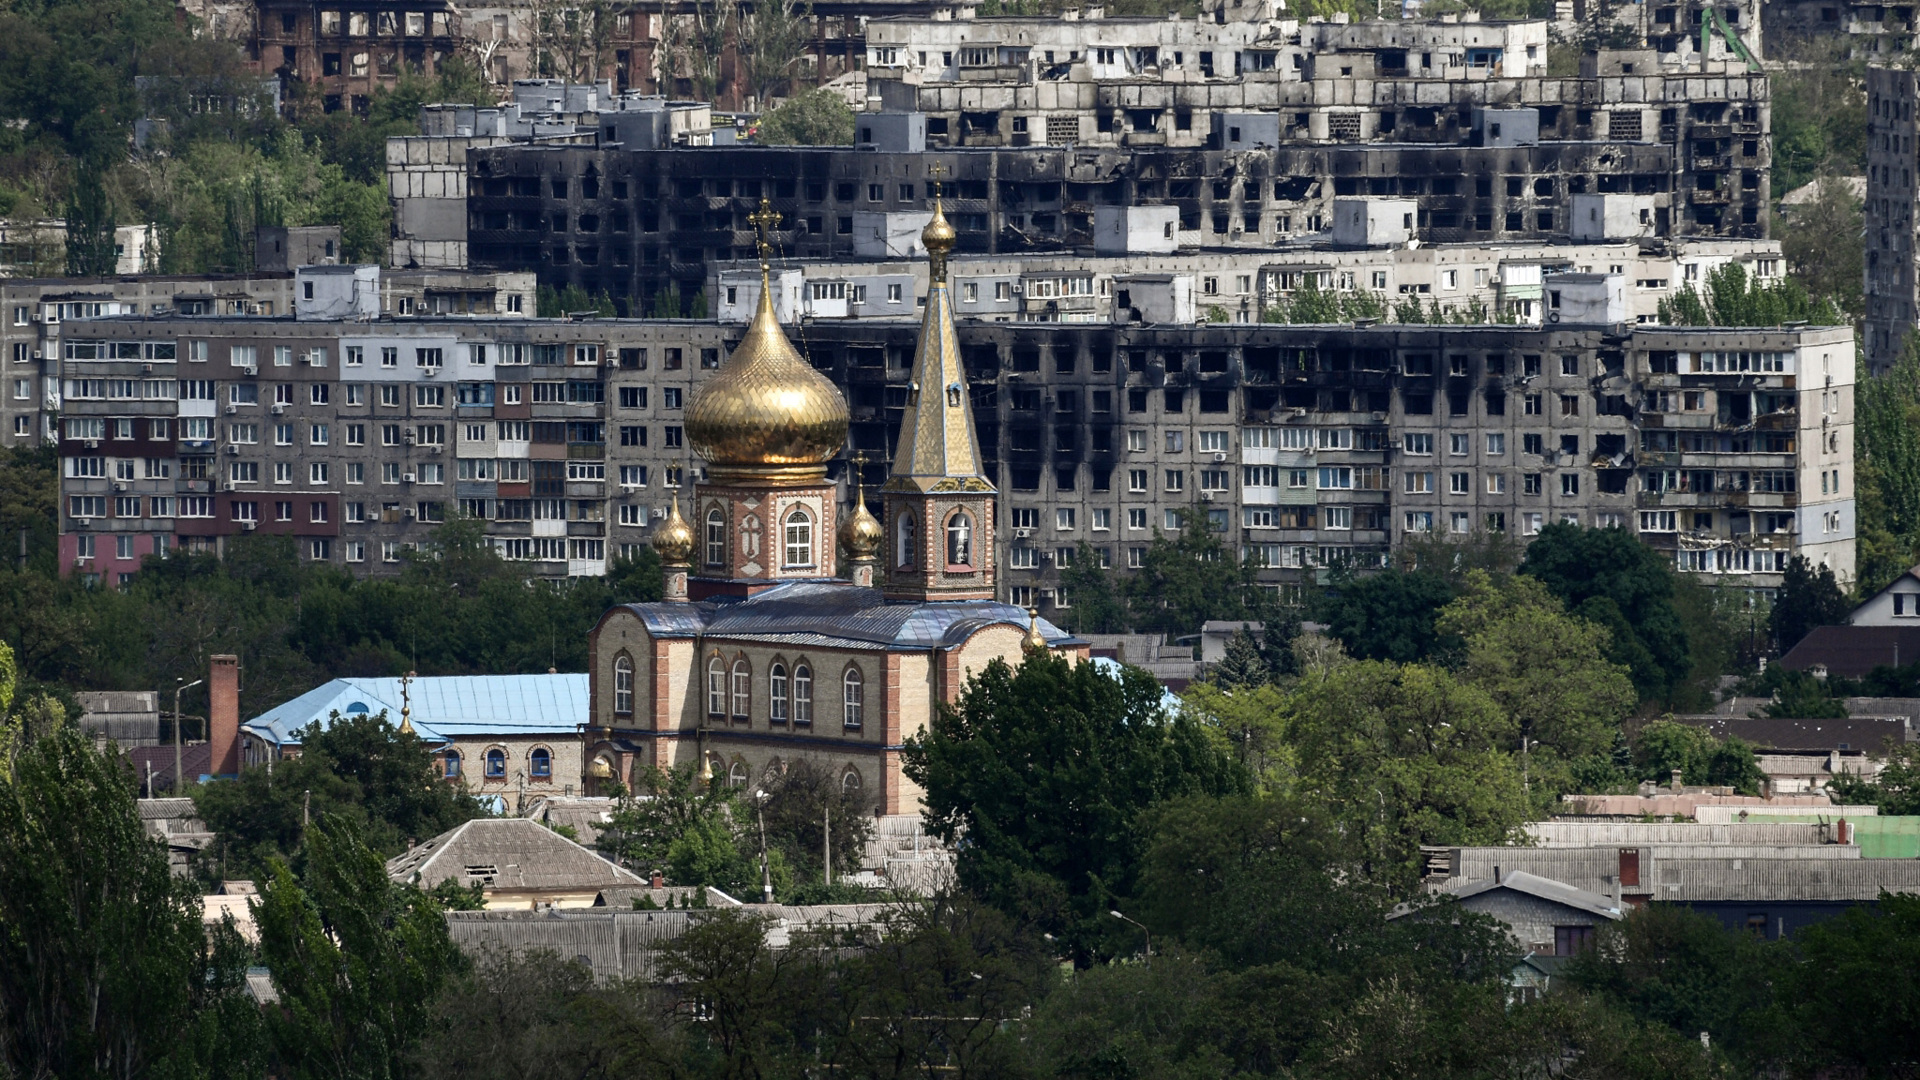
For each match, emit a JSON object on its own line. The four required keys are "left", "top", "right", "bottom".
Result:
{"left": 241, "top": 673, "right": 587, "bottom": 747}
{"left": 1780, "top": 626, "right": 1920, "bottom": 678}
{"left": 385, "top": 817, "right": 647, "bottom": 892}
{"left": 620, "top": 580, "right": 1076, "bottom": 651}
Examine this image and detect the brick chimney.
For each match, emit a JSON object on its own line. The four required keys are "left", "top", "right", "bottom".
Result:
{"left": 208, "top": 654, "right": 241, "bottom": 776}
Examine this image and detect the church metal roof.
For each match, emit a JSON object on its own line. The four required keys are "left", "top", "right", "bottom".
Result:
{"left": 620, "top": 580, "right": 1075, "bottom": 651}
{"left": 241, "top": 673, "right": 588, "bottom": 747}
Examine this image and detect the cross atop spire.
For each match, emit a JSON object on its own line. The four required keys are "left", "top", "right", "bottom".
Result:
{"left": 928, "top": 161, "right": 948, "bottom": 201}
{"left": 748, "top": 198, "right": 782, "bottom": 269}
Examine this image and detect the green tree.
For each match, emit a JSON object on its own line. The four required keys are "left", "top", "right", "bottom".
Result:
{"left": 1178, "top": 681, "right": 1292, "bottom": 790}
{"left": 193, "top": 708, "right": 482, "bottom": 881}
{"left": 1778, "top": 173, "right": 1865, "bottom": 320}
{"left": 64, "top": 164, "right": 117, "bottom": 277}
{"left": 1787, "top": 892, "right": 1920, "bottom": 1075}
{"left": 1286, "top": 660, "right": 1528, "bottom": 883}
{"left": 1656, "top": 261, "right": 1845, "bottom": 327}
{"left": 1520, "top": 524, "right": 1692, "bottom": 701}
{"left": 1770, "top": 554, "right": 1851, "bottom": 653}
{"left": 1123, "top": 509, "right": 1268, "bottom": 637}
{"left": 1630, "top": 719, "right": 1765, "bottom": 793}
{"left": 1437, "top": 571, "right": 1635, "bottom": 798}
{"left": 1057, "top": 540, "right": 1129, "bottom": 633}
{"left": 1857, "top": 336, "right": 1920, "bottom": 594}
{"left": 1210, "top": 627, "right": 1270, "bottom": 689}
{"left": 755, "top": 758, "right": 872, "bottom": 888}
{"left": 255, "top": 814, "right": 467, "bottom": 1080}
{"left": 753, "top": 87, "right": 855, "bottom": 146}
{"left": 903, "top": 651, "right": 1246, "bottom": 956}
{"left": 411, "top": 951, "right": 640, "bottom": 1080}
{"left": 597, "top": 765, "right": 755, "bottom": 891}
{"left": 1828, "top": 741, "right": 1920, "bottom": 813}
{"left": 1315, "top": 566, "right": 1458, "bottom": 663}
{"left": 0, "top": 715, "right": 265, "bottom": 1080}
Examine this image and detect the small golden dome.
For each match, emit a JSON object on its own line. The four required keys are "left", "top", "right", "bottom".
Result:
{"left": 1023, "top": 607, "right": 1049, "bottom": 653}
{"left": 587, "top": 754, "right": 615, "bottom": 780}
{"left": 922, "top": 199, "right": 957, "bottom": 283}
{"left": 685, "top": 270, "right": 849, "bottom": 486}
{"left": 840, "top": 499, "right": 884, "bottom": 561}
{"left": 651, "top": 493, "right": 696, "bottom": 565}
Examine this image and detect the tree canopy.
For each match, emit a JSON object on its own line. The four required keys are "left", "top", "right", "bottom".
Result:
{"left": 1520, "top": 523, "right": 1692, "bottom": 701}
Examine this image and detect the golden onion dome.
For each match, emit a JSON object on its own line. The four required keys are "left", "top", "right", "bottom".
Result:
{"left": 840, "top": 499, "right": 884, "bottom": 561}
{"left": 684, "top": 269, "right": 849, "bottom": 486}
{"left": 1023, "top": 607, "right": 1049, "bottom": 653}
{"left": 922, "top": 198, "right": 957, "bottom": 283}
{"left": 651, "top": 493, "right": 696, "bottom": 565}
{"left": 587, "top": 754, "right": 615, "bottom": 780}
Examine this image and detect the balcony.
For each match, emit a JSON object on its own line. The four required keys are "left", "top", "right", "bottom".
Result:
{"left": 567, "top": 442, "right": 606, "bottom": 459}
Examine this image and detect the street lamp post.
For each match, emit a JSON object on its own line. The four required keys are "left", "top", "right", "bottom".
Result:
{"left": 1110, "top": 909, "right": 1150, "bottom": 967}
{"left": 173, "top": 677, "right": 203, "bottom": 794}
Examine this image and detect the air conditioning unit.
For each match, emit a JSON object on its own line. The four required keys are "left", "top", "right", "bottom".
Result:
{"left": 30, "top": 350, "right": 41, "bottom": 359}
{"left": 84, "top": 438, "right": 98, "bottom": 449}
{"left": 404, "top": 507, "right": 417, "bottom": 518}
{"left": 112, "top": 481, "right": 127, "bottom": 492}
{"left": 404, "top": 431, "right": 417, "bottom": 444}
{"left": 270, "top": 403, "right": 286, "bottom": 415}
{"left": 423, "top": 367, "right": 438, "bottom": 377}
{"left": 652, "top": 506, "right": 667, "bottom": 519}
{"left": 1015, "top": 528, "right": 1032, "bottom": 538}
{"left": 224, "top": 404, "right": 237, "bottom": 415}
{"left": 241, "top": 365, "right": 257, "bottom": 376}
{"left": 225, "top": 445, "right": 240, "bottom": 456}
{"left": 403, "top": 472, "right": 417, "bottom": 483}
{"left": 141, "top": 363, "right": 153, "bottom": 374}
{"left": 73, "top": 518, "right": 90, "bottom": 530}
{"left": 221, "top": 481, "right": 235, "bottom": 492}
{"left": 241, "top": 520, "right": 256, "bottom": 531}
{"left": 1212, "top": 452, "right": 1227, "bottom": 462}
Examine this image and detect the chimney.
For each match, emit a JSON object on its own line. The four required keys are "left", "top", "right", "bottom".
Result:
{"left": 208, "top": 654, "right": 241, "bottom": 776}
{"left": 650, "top": 871, "right": 665, "bottom": 889}
{"left": 1493, "top": 865, "right": 1502, "bottom": 885}
{"left": 1670, "top": 768, "right": 1684, "bottom": 793}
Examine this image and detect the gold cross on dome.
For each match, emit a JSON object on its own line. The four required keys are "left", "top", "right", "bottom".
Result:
{"left": 747, "top": 198, "right": 782, "bottom": 262}
{"left": 928, "top": 161, "right": 948, "bottom": 200}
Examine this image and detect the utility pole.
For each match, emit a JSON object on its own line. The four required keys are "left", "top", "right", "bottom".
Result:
{"left": 823, "top": 803, "right": 831, "bottom": 887}
{"left": 303, "top": 789, "right": 311, "bottom": 827}
{"left": 757, "top": 792, "right": 773, "bottom": 904}
{"left": 173, "top": 676, "right": 203, "bottom": 794}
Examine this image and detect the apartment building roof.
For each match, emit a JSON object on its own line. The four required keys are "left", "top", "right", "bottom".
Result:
{"left": 241, "top": 673, "right": 588, "bottom": 747}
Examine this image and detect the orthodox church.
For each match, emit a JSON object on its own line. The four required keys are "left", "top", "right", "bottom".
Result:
{"left": 584, "top": 197, "right": 1084, "bottom": 815}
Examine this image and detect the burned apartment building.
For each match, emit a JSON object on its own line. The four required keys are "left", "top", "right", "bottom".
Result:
{"left": 1863, "top": 65, "right": 1919, "bottom": 375}
{"left": 54, "top": 262, "right": 1853, "bottom": 600}
{"left": 464, "top": 128, "right": 1764, "bottom": 312}
{"left": 248, "top": 0, "right": 926, "bottom": 114}
{"left": 708, "top": 232, "right": 1786, "bottom": 326}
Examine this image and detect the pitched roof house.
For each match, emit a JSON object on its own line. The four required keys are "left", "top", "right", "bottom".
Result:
{"left": 385, "top": 817, "right": 646, "bottom": 909}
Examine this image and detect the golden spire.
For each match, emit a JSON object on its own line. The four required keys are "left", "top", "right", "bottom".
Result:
{"left": 652, "top": 491, "right": 696, "bottom": 565}
{"left": 1023, "top": 608, "right": 1049, "bottom": 653}
{"left": 398, "top": 670, "right": 415, "bottom": 735}
{"left": 923, "top": 162, "right": 957, "bottom": 284}
{"left": 885, "top": 169, "right": 991, "bottom": 496}
{"left": 838, "top": 451, "right": 885, "bottom": 561}
{"left": 684, "top": 198, "right": 850, "bottom": 487}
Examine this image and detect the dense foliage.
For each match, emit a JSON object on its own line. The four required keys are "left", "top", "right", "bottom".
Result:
{"left": 0, "top": 447, "right": 662, "bottom": 727}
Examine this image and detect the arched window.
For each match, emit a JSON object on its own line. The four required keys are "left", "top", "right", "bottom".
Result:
{"left": 707, "top": 656, "right": 725, "bottom": 716}
{"left": 947, "top": 383, "right": 962, "bottom": 408}
{"left": 731, "top": 659, "right": 751, "bottom": 719}
{"left": 842, "top": 768, "right": 862, "bottom": 793}
{"left": 896, "top": 513, "right": 917, "bottom": 570}
{"left": 783, "top": 508, "right": 813, "bottom": 568}
{"left": 613, "top": 654, "right": 634, "bottom": 715}
{"left": 727, "top": 760, "right": 749, "bottom": 788}
{"left": 946, "top": 511, "right": 973, "bottom": 568}
{"left": 705, "top": 507, "right": 726, "bottom": 567}
{"left": 485, "top": 748, "right": 506, "bottom": 778}
{"left": 530, "top": 747, "right": 552, "bottom": 778}
{"left": 444, "top": 750, "right": 462, "bottom": 779}
{"left": 770, "top": 664, "right": 788, "bottom": 722}
{"left": 843, "top": 667, "right": 864, "bottom": 730}
{"left": 793, "top": 664, "right": 813, "bottom": 725}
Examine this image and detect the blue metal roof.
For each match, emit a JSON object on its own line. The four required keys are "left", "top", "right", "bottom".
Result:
{"left": 241, "top": 673, "right": 588, "bottom": 747}
{"left": 620, "top": 580, "right": 1077, "bottom": 651}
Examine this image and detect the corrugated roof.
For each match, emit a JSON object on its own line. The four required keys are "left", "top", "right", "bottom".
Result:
{"left": 386, "top": 817, "right": 647, "bottom": 892}
{"left": 1441, "top": 870, "right": 1624, "bottom": 921}
{"left": 1670, "top": 714, "right": 1909, "bottom": 754}
{"left": 1445, "top": 846, "right": 1920, "bottom": 902}
{"left": 620, "top": 581, "right": 1077, "bottom": 651}
{"left": 241, "top": 673, "right": 587, "bottom": 746}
